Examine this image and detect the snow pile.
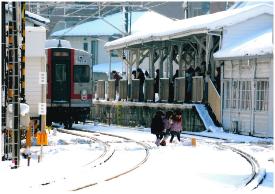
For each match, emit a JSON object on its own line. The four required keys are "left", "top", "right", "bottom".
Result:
{"left": 7, "top": 103, "right": 30, "bottom": 116}
{"left": 20, "top": 103, "right": 30, "bottom": 116}
{"left": 194, "top": 104, "right": 223, "bottom": 133}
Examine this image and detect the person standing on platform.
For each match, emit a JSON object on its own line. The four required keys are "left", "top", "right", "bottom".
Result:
{"left": 137, "top": 68, "right": 145, "bottom": 102}
{"left": 112, "top": 70, "right": 122, "bottom": 93}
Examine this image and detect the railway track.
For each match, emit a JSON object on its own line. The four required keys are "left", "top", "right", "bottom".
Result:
{"left": 56, "top": 127, "right": 151, "bottom": 191}
{"left": 182, "top": 133, "right": 265, "bottom": 191}
{"left": 218, "top": 143, "right": 264, "bottom": 192}
{"left": 56, "top": 126, "right": 264, "bottom": 192}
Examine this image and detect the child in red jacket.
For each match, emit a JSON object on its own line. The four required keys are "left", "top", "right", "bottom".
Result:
{"left": 170, "top": 110, "right": 182, "bottom": 143}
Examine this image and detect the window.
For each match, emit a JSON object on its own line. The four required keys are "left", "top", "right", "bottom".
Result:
{"left": 231, "top": 80, "right": 239, "bottom": 109}
{"left": 223, "top": 79, "right": 268, "bottom": 112}
{"left": 55, "top": 64, "right": 66, "bottom": 82}
{"left": 83, "top": 42, "right": 88, "bottom": 52}
{"left": 53, "top": 52, "right": 69, "bottom": 57}
{"left": 91, "top": 40, "right": 98, "bottom": 65}
{"left": 239, "top": 81, "right": 251, "bottom": 110}
{"left": 223, "top": 80, "right": 231, "bottom": 109}
{"left": 255, "top": 80, "right": 269, "bottom": 111}
{"left": 193, "top": 8, "right": 201, "bottom": 17}
{"left": 74, "top": 65, "right": 90, "bottom": 83}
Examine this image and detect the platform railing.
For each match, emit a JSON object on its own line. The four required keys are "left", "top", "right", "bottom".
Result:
{"left": 208, "top": 79, "right": 221, "bottom": 123}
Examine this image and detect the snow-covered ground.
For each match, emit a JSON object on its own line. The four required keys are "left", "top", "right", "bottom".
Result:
{"left": 0, "top": 123, "right": 273, "bottom": 194}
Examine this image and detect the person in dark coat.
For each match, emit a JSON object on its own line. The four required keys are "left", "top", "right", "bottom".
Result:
{"left": 154, "top": 69, "right": 160, "bottom": 93}
{"left": 132, "top": 70, "right": 137, "bottom": 79}
{"left": 185, "top": 65, "right": 195, "bottom": 102}
{"left": 172, "top": 69, "right": 179, "bottom": 84}
{"left": 151, "top": 110, "right": 165, "bottom": 146}
{"left": 112, "top": 70, "right": 122, "bottom": 93}
{"left": 145, "top": 70, "right": 150, "bottom": 78}
{"left": 160, "top": 110, "right": 174, "bottom": 146}
{"left": 136, "top": 68, "right": 145, "bottom": 101}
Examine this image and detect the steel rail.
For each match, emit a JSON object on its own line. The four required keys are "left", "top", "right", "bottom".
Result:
{"left": 57, "top": 127, "right": 150, "bottom": 191}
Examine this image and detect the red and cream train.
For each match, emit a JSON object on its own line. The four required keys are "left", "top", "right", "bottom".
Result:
{"left": 46, "top": 46, "right": 93, "bottom": 128}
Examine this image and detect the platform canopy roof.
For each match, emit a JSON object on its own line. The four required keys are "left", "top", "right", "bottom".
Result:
{"left": 104, "top": 3, "right": 273, "bottom": 51}
{"left": 51, "top": 10, "right": 173, "bottom": 37}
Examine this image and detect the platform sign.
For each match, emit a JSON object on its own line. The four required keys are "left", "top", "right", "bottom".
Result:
{"left": 39, "top": 72, "right": 47, "bottom": 84}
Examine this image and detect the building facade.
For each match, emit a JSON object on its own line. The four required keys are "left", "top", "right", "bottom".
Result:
{"left": 214, "top": 4, "right": 273, "bottom": 137}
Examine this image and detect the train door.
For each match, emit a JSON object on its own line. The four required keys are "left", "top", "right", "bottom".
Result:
{"left": 51, "top": 48, "right": 71, "bottom": 103}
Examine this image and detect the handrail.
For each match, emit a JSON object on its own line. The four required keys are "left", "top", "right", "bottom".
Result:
{"left": 208, "top": 79, "right": 221, "bottom": 123}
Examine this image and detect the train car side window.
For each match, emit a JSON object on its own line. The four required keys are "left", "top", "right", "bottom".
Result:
{"left": 74, "top": 65, "right": 90, "bottom": 83}
{"left": 55, "top": 64, "right": 66, "bottom": 82}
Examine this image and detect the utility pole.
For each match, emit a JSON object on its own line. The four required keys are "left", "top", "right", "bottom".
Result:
{"left": 10, "top": 2, "right": 21, "bottom": 168}
{"left": 1, "top": 1, "right": 7, "bottom": 161}
{"left": 21, "top": 2, "right": 26, "bottom": 103}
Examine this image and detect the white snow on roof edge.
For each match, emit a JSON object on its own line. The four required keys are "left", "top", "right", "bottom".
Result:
{"left": 104, "top": 4, "right": 273, "bottom": 51}
{"left": 214, "top": 28, "right": 273, "bottom": 59}
{"left": 26, "top": 11, "right": 50, "bottom": 24}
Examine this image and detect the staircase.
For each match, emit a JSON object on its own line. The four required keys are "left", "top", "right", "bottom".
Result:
{"left": 194, "top": 104, "right": 223, "bottom": 133}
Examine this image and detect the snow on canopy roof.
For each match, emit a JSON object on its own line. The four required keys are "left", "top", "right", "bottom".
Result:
{"left": 51, "top": 11, "right": 173, "bottom": 37}
{"left": 104, "top": 4, "right": 273, "bottom": 51}
{"left": 214, "top": 28, "right": 273, "bottom": 59}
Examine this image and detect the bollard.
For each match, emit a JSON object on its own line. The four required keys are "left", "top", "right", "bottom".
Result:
{"left": 191, "top": 138, "right": 196, "bottom": 147}
{"left": 27, "top": 156, "right": 31, "bottom": 166}
{"left": 38, "top": 155, "right": 40, "bottom": 163}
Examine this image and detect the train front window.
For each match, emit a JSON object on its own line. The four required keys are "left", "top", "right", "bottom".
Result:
{"left": 55, "top": 64, "right": 66, "bottom": 82}
{"left": 74, "top": 65, "right": 90, "bottom": 83}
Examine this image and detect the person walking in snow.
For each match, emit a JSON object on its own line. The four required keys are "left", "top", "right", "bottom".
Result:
{"left": 160, "top": 110, "right": 173, "bottom": 146}
{"left": 151, "top": 110, "right": 165, "bottom": 146}
{"left": 170, "top": 110, "right": 182, "bottom": 143}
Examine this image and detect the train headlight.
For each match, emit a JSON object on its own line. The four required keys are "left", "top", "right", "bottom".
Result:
{"left": 81, "top": 89, "right": 88, "bottom": 101}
